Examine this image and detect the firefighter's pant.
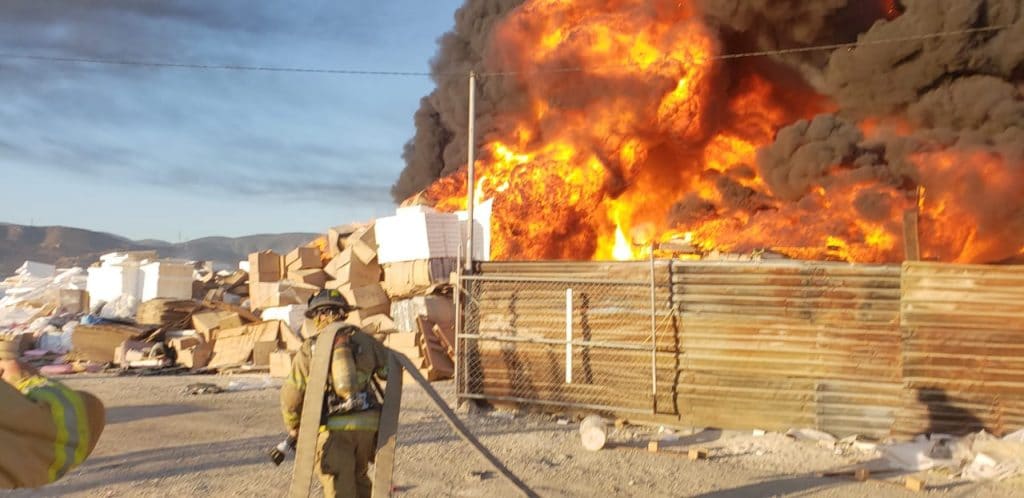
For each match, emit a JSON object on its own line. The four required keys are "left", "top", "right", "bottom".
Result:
{"left": 315, "top": 429, "right": 376, "bottom": 498}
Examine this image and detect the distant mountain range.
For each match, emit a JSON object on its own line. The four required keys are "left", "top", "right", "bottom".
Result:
{"left": 0, "top": 222, "right": 318, "bottom": 276}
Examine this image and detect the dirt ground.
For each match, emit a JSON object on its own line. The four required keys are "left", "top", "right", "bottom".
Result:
{"left": 2, "top": 373, "right": 1021, "bottom": 498}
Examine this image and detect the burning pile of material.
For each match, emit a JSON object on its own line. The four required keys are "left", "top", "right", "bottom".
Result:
{"left": 394, "top": 0, "right": 1024, "bottom": 264}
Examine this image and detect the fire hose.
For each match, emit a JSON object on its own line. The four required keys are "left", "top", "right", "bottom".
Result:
{"left": 285, "top": 326, "right": 537, "bottom": 498}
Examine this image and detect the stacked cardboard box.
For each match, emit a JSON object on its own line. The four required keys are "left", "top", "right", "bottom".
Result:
{"left": 71, "top": 323, "right": 147, "bottom": 363}
{"left": 166, "top": 330, "right": 213, "bottom": 369}
{"left": 208, "top": 320, "right": 294, "bottom": 369}
{"left": 249, "top": 251, "right": 284, "bottom": 282}
{"left": 320, "top": 225, "right": 394, "bottom": 333}
{"left": 381, "top": 258, "right": 457, "bottom": 300}
{"left": 387, "top": 294, "right": 456, "bottom": 380}
{"left": 327, "top": 224, "right": 362, "bottom": 258}
{"left": 191, "top": 310, "right": 243, "bottom": 343}
{"left": 248, "top": 248, "right": 329, "bottom": 310}
{"left": 261, "top": 305, "right": 308, "bottom": 341}
{"left": 325, "top": 248, "right": 379, "bottom": 289}
{"left": 247, "top": 250, "right": 282, "bottom": 310}
{"left": 195, "top": 270, "right": 249, "bottom": 302}
{"left": 250, "top": 281, "right": 319, "bottom": 310}
{"left": 285, "top": 247, "right": 327, "bottom": 288}
{"left": 136, "top": 298, "right": 204, "bottom": 329}
{"left": 285, "top": 247, "right": 320, "bottom": 272}
{"left": 140, "top": 260, "right": 194, "bottom": 302}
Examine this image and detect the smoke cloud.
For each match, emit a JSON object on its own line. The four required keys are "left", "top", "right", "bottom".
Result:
{"left": 391, "top": 0, "right": 525, "bottom": 201}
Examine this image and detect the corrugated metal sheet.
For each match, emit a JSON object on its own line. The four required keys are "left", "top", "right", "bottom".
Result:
{"left": 459, "top": 260, "right": 1024, "bottom": 438}
{"left": 672, "top": 261, "right": 902, "bottom": 438}
{"left": 461, "top": 261, "right": 678, "bottom": 414}
{"left": 897, "top": 262, "right": 1024, "bottom": 436}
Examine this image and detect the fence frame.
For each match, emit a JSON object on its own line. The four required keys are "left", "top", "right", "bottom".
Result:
{"left": 457, "top": 267, "right": 667, "bottom": 416}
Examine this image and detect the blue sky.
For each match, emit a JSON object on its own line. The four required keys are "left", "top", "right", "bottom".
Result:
{"left": 0, "top": 1, "right": 462, "bottom": 242}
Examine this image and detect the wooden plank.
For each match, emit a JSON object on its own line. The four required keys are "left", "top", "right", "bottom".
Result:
{"left": 903, "top": 209, "right": 920, "bottom": 261}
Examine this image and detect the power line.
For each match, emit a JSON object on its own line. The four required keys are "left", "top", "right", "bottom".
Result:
{"left": 478, "top": 24, "right": 1011, "bottom": 77}
{"left": 0, "top": 24, "right": 1009, "bottom": 78}
{"left": 714, "top": 25, "right": 1010, "bottom": 61}
{"left": 0, "top": 53, "right": 434, "bottom": 77}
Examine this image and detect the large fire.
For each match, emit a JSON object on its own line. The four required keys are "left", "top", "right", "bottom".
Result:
{"left": 422, "top": 1, "right": 1023, "bottom": 263}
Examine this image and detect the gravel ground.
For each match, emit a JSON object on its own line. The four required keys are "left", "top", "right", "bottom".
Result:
{"left": 1, "top": 373, "right": 1021, "bottom": 498}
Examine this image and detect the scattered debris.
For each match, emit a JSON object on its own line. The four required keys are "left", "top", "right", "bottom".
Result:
{"left": 224, "top": 377, "right": 281, "bottom": 392}
{"left": 904, "top": 476, "right": 925, "bottom": 492}
{"left": 785, "top": 428, "right": 837, "bottom": 444}
{"left": 880, "top": 434, "right": 966, "bottom": 472}
{"left": 185, "top": 383, "right": 224, "bottom": 395}
{"left": 579, "top": 415, "right": 607, "bottom": 451}
{"left": 658, "top": 427, "right": 679, "bottom": 442}
{"left": 688, "top": 448, "right": 709, "bottom": 461}
{"left": 466, "top": 470, "right": 494, "bottom": 482}
{"left": 960, "top": 431, "right": 1024, "bottom": 482}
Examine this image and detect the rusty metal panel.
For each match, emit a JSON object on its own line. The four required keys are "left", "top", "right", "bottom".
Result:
{"left": 459, "top": 259, "right": 1024, "bottom": 439}
{"left": 897, "top": 262, "right": 1024, "bottom": 436}
{"left": 672, "top": 261, "right": 903, "bottom": 438}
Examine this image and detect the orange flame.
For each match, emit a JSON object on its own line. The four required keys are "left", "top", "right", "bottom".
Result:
{"left": 420, "top": 1, "right": 1017, "bottom": 264}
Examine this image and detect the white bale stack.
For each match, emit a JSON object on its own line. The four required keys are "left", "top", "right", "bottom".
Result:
{"left": 375, "top": 206, "right": 461, "bottom": 264}
{"left": 87, "top": 261, "right": 143, "bottom": 303}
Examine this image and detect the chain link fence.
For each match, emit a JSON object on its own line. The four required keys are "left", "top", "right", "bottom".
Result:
{"left": 456, "top": 273, "right": 666, "bottom": 416}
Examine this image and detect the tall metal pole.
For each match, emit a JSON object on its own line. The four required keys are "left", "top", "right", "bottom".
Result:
{"left": 464, "top": 71, "right": 477, "bottom": 272}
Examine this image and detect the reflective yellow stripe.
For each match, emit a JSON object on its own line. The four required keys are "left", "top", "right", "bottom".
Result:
{"left": 324, "top": 410, "right": 380, "bottom": 431}
{"left": 16, "top": 375, "right": 49, "bottom": 393}
{"left": 64, "top": 386, "right": 91, "bottom": 466}
{"left": 20, "top": 376, "right": 93, "bottom": 480}
{"left": 28, "top": 388, "right": 68, "bottom": 482}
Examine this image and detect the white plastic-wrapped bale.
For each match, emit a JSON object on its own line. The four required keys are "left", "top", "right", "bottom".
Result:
{"left": 15, "top": 261, "right": 57, "bottom": 279}
{"left": 87, "top": 262, "right": 143, "bottom": 303}
{"left": 374, "top": 207, "right": 461, "bottom": 264}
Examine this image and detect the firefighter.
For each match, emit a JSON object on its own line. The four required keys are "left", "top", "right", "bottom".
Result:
{"left": 281, "top": 290, "right": 389, "bottom": 498}
{"left": 0, "top": 337, "right": 105, "bottom": 489}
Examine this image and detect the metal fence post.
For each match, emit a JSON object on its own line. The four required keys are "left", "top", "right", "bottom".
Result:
{"left": 565, "top": 287, "right": 573, "bottom": 384}
{"left": 650, "top": 250, "right": 658, "bottom": 414}
{"left": 454, "top": 242, "right": 464, "bottom": 401}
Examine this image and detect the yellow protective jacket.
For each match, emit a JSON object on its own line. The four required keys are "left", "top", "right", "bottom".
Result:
{"left": 0, "top": 375, "right": 105, "bottom": 489}
{"left": 281, "top": 324, "right": 389, "bottom": 432}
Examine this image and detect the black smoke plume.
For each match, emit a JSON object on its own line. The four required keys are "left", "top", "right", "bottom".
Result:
{"left": 391, "top": 0, "right": 525, "bottom": 202}
{"left": 395, "top": 0, "right": 1024, "bottom": 262}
